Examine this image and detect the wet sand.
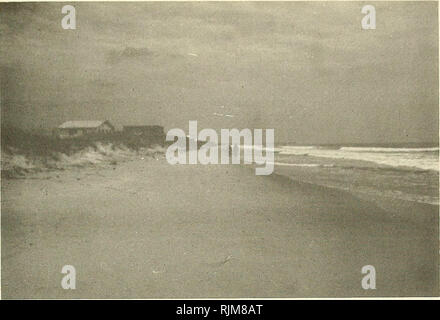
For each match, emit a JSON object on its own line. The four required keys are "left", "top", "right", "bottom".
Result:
{"left": 1, "top": 159, "right": 438, "bottom": 298}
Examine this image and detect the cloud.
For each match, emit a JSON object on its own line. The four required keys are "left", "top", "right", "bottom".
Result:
{"left": 106, "top": 46, "right": 155, "bottom": 64}
{"left": 0, "top": 2, "right": 437, "bottom": 143}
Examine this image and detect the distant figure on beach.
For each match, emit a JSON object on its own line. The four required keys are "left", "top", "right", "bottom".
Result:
{"left": 232, "top": 144, "right": 239, "bottom": 158}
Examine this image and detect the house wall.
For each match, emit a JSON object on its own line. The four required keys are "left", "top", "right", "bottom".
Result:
{"left": 57, "top": 128, "right": 86, "bottom": 139}
{"left": 123, "top": 126, "right": 164, "bottom": 136}
{"left": 57, "top": 124, "right": 114, "bottom": 139}
{"left": 97, "top": 123, "right": 114, "bottom": 133}
{"left": 122, "top": 126, "right": 165, "bottom": 145}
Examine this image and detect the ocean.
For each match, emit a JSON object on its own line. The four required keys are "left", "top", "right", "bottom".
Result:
{"left": 270, "top": 144, "right": 439, "bottom": 205}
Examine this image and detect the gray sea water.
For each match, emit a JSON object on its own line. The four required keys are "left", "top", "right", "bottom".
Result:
{"left": 270, "top": 144, "right": 439, "bottom": 205}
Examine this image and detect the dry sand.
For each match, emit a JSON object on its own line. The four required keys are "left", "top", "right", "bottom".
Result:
{"left": 1, "top": 158, "right": 438, "bottom": 298}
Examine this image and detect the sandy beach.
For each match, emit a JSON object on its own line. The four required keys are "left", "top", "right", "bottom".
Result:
{"left": 1, "top": 158, "right": 438, "bottom": 298}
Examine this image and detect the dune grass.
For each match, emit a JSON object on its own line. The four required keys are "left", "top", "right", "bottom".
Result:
{"left": 1, "top": 127, "right": 166, "bottom": 178}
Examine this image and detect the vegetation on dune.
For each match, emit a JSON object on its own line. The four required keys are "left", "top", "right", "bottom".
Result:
{"left": 1, "top": 127, "right": 166, "bottom": 178}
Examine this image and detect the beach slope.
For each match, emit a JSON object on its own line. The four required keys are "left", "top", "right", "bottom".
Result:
{"left": 1, "top": 159, "right": 438, "bottom": 298}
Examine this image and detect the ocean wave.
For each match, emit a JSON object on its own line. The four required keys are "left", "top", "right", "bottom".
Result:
{"left": 268, "top": 162, "right": 334, "bottom": 168}
{"left": 339, "top": 147, "right": 439, "bottom": 153}
{"left": 280, "top": 146, "right": 318, "bottom": 150}
{"left": 278, "top": 145, "right": 439, "bottom": 172}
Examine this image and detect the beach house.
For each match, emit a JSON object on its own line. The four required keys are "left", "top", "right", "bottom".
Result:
{"left": 122, "top": 125, "right": 165, "bottom": 145}
{"left": 56, "top": 120, "right": 115, "bottom": 139}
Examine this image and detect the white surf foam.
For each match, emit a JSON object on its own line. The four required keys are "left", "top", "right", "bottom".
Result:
{"left": 278, "top": 146, "right": 439, "bottom": 172}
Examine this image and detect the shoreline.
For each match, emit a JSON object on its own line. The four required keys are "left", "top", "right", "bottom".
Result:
{"left": 271, "top": 168, "right": 439, "bottom": 230}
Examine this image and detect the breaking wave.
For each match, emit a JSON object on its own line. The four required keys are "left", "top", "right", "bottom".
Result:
{"left": 278, "top": 145, "right": 439, "bottom": 172}
{"left": 338, "top": 146, "right": 439, "bottom": 153}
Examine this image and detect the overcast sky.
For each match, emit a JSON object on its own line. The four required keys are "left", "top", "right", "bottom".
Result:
{"left": 1, "top": 2, "right": 438, "bottom": 144}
